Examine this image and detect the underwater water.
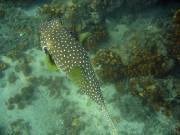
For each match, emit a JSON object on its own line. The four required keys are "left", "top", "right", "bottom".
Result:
{"left": 0, "top": 0, "right": 180, "bottom": 135}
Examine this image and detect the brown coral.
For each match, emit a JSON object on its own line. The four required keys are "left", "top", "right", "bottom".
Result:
{"left": 82, "top": 24, "right": 108, "bottom": 50}
{"left": 124, "top": 49, "right": 173, "bottom": 77}
{"left": 0, "top": 8, "right": 5, "bottom": 18}
{"left": 167, "top": 9, "right": 180, "bottom": 63}
{"left": 64, "top": 2, "right": 78, "bottom": 20}
{"left": 0, "top": 61, "right": 8, "bottom": 78}
{"left": 119, "top": 29, "right": 174, "bottom": 77}
{"left": 8, "top": 72, "right": 18, "bottom": 83}
{"left": 8, "top": 119, "right": 31, "bottom": 135}
{"left": 37, "top": 4, "right": 65, "bottom": 18}
{"left": 92, "top": 49, "right": 124, "bottom": 82}
{"left": 129, "top": 76, "right": 172, "bottom": 116}
{"left": 92, "top": 42, "right": 173, "bottom": 82}
{"left": 0, "top": 62, "right": 7, "bottom": 71}
{"left": 6, "top": 43, "right": 27, "bottom": 59}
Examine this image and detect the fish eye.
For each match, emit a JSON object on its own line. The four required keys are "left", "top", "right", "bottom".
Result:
{"left": 42, "top": 46, "right": 48, "bottom": 54}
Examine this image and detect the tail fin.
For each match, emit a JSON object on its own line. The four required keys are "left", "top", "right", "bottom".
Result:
{"left": 100, "top": 105, "right": 119, "bottom": 135}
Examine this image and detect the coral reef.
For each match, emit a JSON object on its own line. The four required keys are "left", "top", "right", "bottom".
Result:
{"left": 167, "top": 9, "right": 180, "bottom": 64}
{"left": 8, "top": 72, "right": 18, "bottom": 84}
{"left": 6, "top": 44, "right": 27, "bottom": 60}
{"left": 92, "top": 49, "right": 125, "bottom": 82}
{"left": 1, "top": 0, "right": 35, "bottom": 6}
{"left": 119, "top": 29, "right": 174, "bottom": 77}
{"left": 0, "top": 6, "right": 6, "bottom": 18}
{"left": 174, "top": 123, "right": 180, "bottom": 135}
{"left": 170, "top": 78, "right": 180, "bottom": 129}
{"left": 26, "top": 75, "right": 68, "bottom": 98}
{"left": 60, "top": 105, "right": 86, "bottom": 135}
{"left": 92, "top": 28, "right": 174, "bottom": 80}
{"left": 85, "top": 0, "right": 159, "bottom": 15}
{"left": 37, "top": 1, "right": 106, "bottom": 37}
{"left": 14, "top": 57, "right": 32, "bottom": 76}
{"left": 92, "top": 21, "right": 175, "bottom": 81}
{"left": 173, "top": 9, "right": 180, "bottom": 24}
{"left": 0, "top": 61, "right": 8, "bottom": 78}
{"left": 128, "top": 76, "right": 174, "bottom": 116}
{"left": 6, "top": 84, "right": 35, "bottom": 110}
{"left": 127, "top": 75, "right": 180, "bottom": 135}
{"left": 37, "top": 1, "right": 85, "bottom": 29}
{"left": 0, "top": 1, "right": 179, "bottom": 135}
{"left": 124, "top": 52, "right": 173, "bottom": 77}
{"left": 37, "top": 3, "right": 65, "bottom": 18}
{"left": 93, "top": 48, "right": 179, "bottom": 115}
{"left": 6, "top": 119, "right": 31, "bottom": 135}
{"left": 0, "top": 5, "right": 40, "bottom": 58}
{"left": 123, "top": 0, "right": 159, "bottom": 11}
{"left": 80, "top": 24, "right": 108, "bottom": 50}
{"left": 46, "top": 76, "right": 68, "bottom": 98}
{"left": 0, "top": 61, "right": 8, "bottom": 71}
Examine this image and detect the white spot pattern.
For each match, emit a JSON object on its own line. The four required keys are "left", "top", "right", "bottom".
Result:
{"left": 39, "top": 19, "right": 104, "bottom": 105}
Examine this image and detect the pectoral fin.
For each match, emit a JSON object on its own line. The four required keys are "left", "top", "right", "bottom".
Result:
{"left": 44, "top": 54, "right": 58, "bottom": 71}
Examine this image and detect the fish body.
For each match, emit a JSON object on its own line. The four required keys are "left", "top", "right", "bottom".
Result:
{"left": 40, "top": 19, "right": 118, "bottom": 135}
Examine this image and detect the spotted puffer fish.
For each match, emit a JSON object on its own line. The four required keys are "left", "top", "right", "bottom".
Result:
{"left": 39, "top": 19, "right": 118, "bottom": 135}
